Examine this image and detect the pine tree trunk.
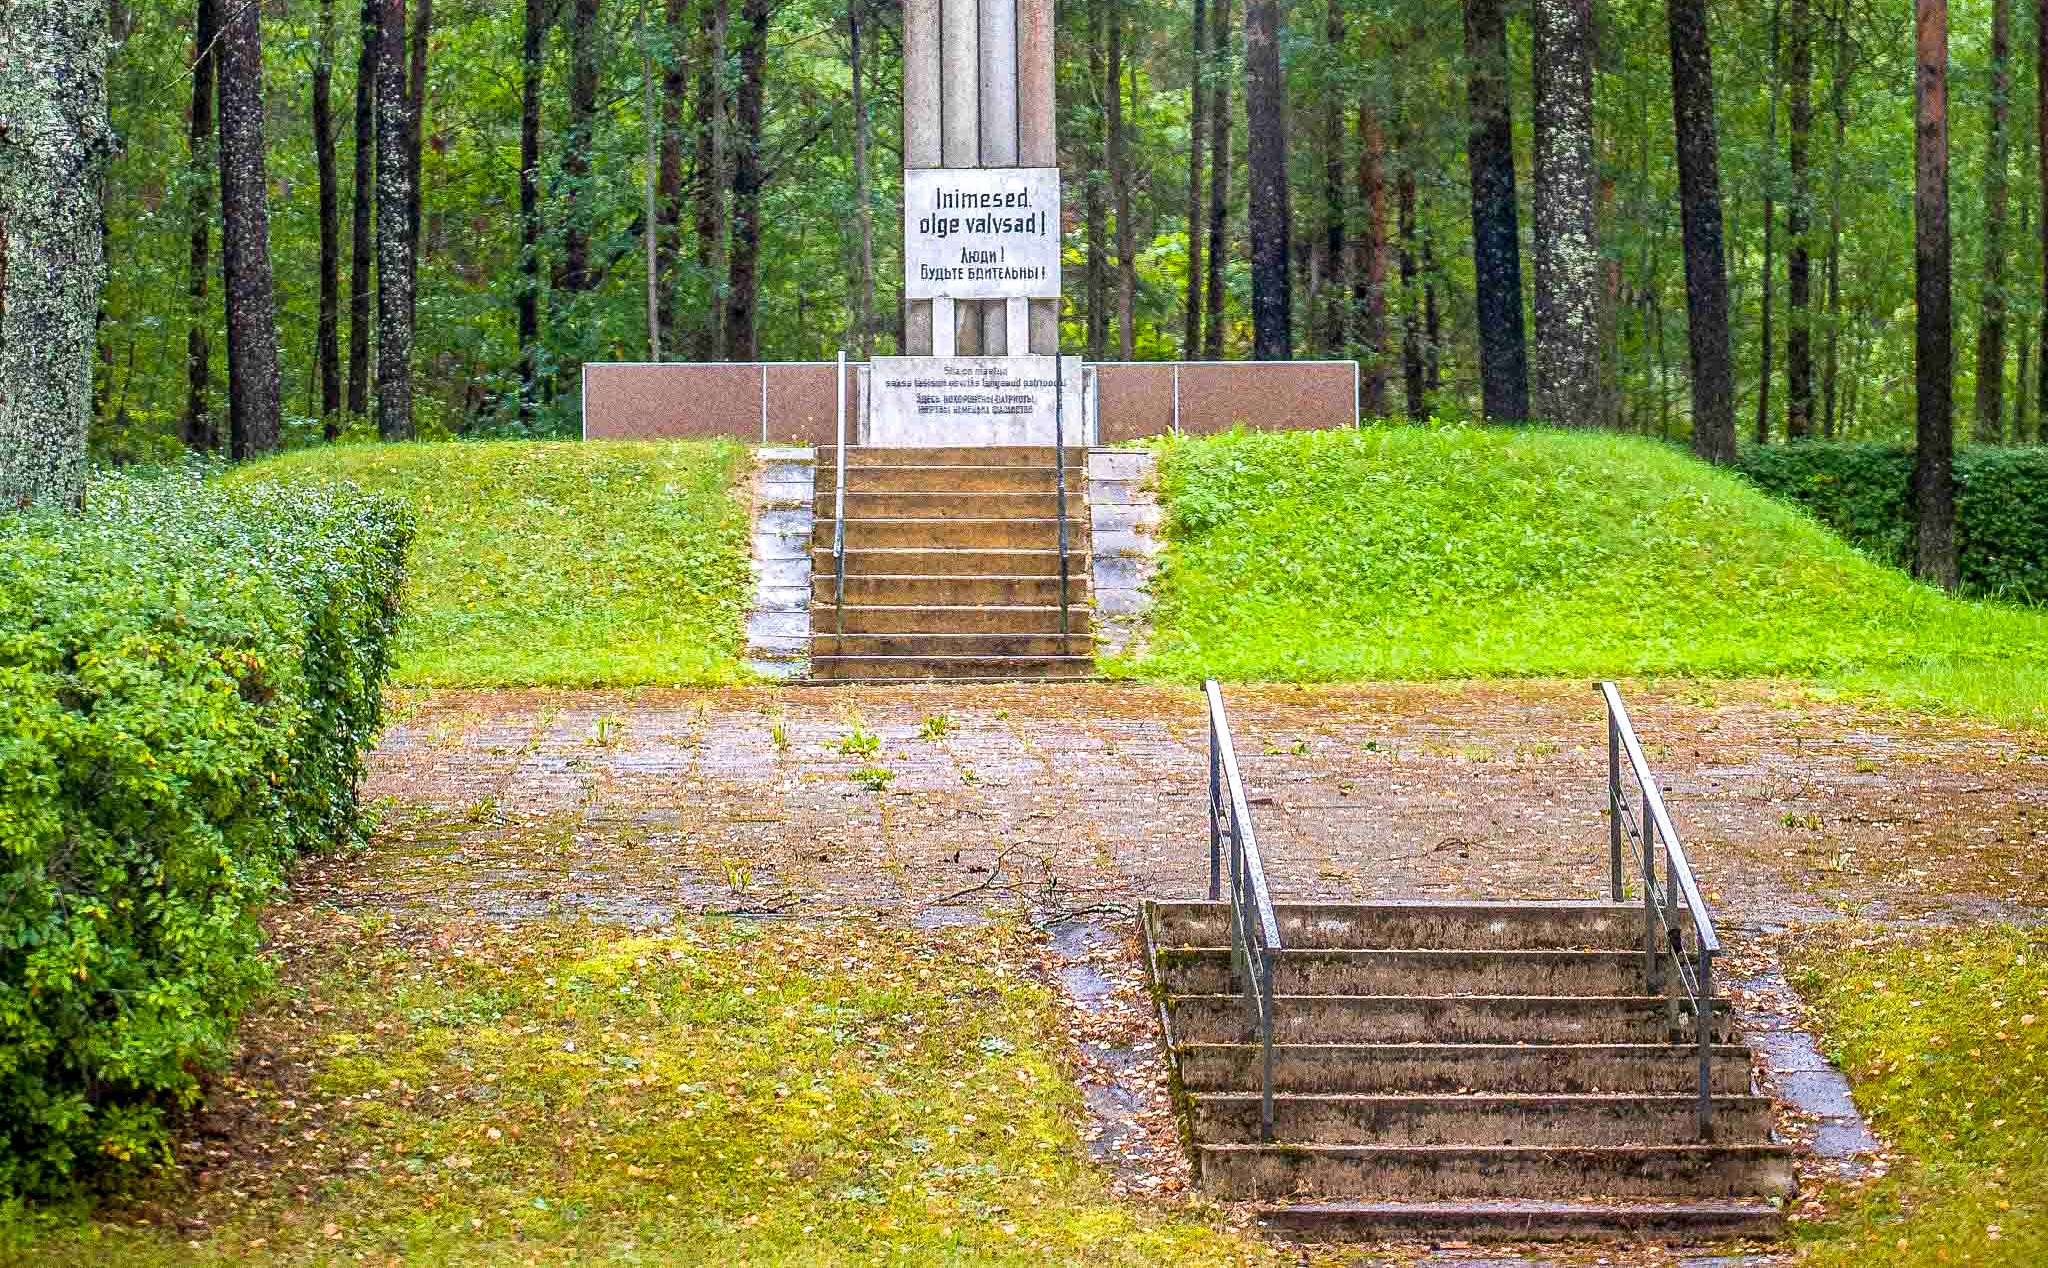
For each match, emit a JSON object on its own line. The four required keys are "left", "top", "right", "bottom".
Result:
{"left": 1974, "top": 0, "right": 2011, "bottom": 442}
{"left": 1244, "top": 0, "right": 1291, "bottom": 359}
{"left": 561, "top": 0, "right": 598, "bottom": 294}
{"left": 1086, "top": 0, "right": 1108, "bottom": 359}
{"left": 1107, "top": 0, "right": 1134, "bottom": 360}
{"left": 349, "top": 0, "right": 378, "bottom": 416}
{"left": 217, "top": 0, "right": 283, "bottom": 458}
{"left": 1397, "top": 146, "right": 1424, "bottom": 418}
{"left": 1530, "top": 0, "right": 1599, "bottom": 426}
{"left": 693, "top": 0, "right": 727, "bottom": 359}
{"left": 407, "top": 0, "right": 430, "bottom": 313}
{"left": 1914, "top": 0, "right": 1956, "bottom": 588}
{"left": 518, "top": 0, "right": 545, "bottom": 423}
{"left": 185, "top": 0, "right": 218, "bottom": 450}
{"left": 724, "top": 0, "right": 768, "bottom": 359}
{"left": 1354, "top": 96, "right": 1388, "bottom": 415}
{"left": 656, "top": 0, "right": 685, "bottom": 356}
{"left": 0, "top": 0, "right": 109, "bottom": 507}
{"left": 1183, "top": 0, "right": 1206, "bottom": 357}
{"left": 1785, "top": 0, "right": 1813, "bottom": 438}
{"left": 1823, "top": 0, "right": 1846, "bottom": 438}
{"left": 1423, "top": 228, "right": 1442, "bottom": 391}
{"left": 375, "top": 0, "right": 415, "bottom": 439}
{"left": 2038, "top": 0, "right": 2048, "bottom": 435}
{"left": 1756, "top": 0, "right": 1779, "bottom": 445}
{"left": 849, "top": 0, "right": 874, "bottom": 356}
{"left": 640, "top": 0, "right": 659, "bottom": 360}
{"left": 1202, "top": 0, "right": 1231, "bottom": 360}
{"left": 1665, "top": 0, "right": 1736, "bottom": 463}
{"left": 1317, "top": 0, "right": 1346, "bottom": 355}
{"left": 1463, "top": 0, "right": 1526, "bottom": 417}
{"left": 315, "top": 0, "right": 344, "bottom": 432}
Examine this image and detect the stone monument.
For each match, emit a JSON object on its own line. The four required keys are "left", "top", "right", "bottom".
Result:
{"left": 862, "top": 0, "right": 1090, "bottom": 445}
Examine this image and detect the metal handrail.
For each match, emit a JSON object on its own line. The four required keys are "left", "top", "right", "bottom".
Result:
{"left": 1204, "top": 679, "right": 1281, "bottom": 1142}
{"left": 1052, "top": 351, "right": 1071, "bottom": 651}
{"left": 833, "top": 350, "right": 848, "bottom": 637}
{"left": 1600, "top": 681, "right": 1720, "bottom": 1139}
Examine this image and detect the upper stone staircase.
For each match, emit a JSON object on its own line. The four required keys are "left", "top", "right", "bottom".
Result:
{"left": 810, "top": 446, "right": 1094, "bottom": 681}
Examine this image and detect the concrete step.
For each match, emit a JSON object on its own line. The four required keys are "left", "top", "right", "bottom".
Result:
{"left": 1148, "top": 900, "right": 1652, "bottom": 952}
{"left": 811, "top": 632, "right": 1093, "bottom": 658}
{"left": 818, "top": 517, "right": 1091, "bottom": 551}
{"left": 1197, "top": 1142, "right": 1798, "bottom": 1202}
{"left": 812, "top": 574, "right": 1090, "bottom": 607}
{"left": 809, "top": 655, "right": 1096, "bottom": 682}
{"left": 811, "top": 604, "right": 1093, "bottom": 636}
{"left": 1175, "top": 1043, "right": 1757, "bottom": 1096}
{"left": 1258, "top": 1199, "right": 1786, "bottom": 1242}
{"left": 819, "top": 446, "right": 1089, "bottom": 468}
{"left": 1154, "top": 947, "right": 1660, "bottom": 997}
{"left": 817, "top": 490, "right": 1085, "bottom": 519}
{"left": 1191, "top": 1093, "right": 1774, "bottom": 1147}
{"left": 817, "top": 464, "right": 1071, "bottom": 493}
{"left": 813, "top": 547, "right": 1081, "bottom": 578}
{"left": 1165, "top": 995, "right": 1730, "bottom": 1046}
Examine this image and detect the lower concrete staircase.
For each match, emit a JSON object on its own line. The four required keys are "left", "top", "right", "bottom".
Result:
{"left": 811, "top": 446, "right": 1094, "bottom": 681}
{"left": 1141, "top": 899, "right": 1795, "bottom": 1240}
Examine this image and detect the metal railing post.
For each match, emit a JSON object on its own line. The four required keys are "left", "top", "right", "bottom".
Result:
{"left": 832, "top": 350, "right": 848, "bottom": 638}
{"left": 1642, "top": 793, "right": 1660, "bottom": 993}
{"left": 1259, "top": 949, "right": 1275, "bottom": 1143}
{"left": 1052, "top": 351, "right": 1071, "bottom": 648}
{"left": 1607, "top": 707, "right": 1625, "bottom": 901}
{"left": 1208, "top": 715, "right": 1222, "bottom": 900}
{"left": 1697, "top": 947, "right": 1716, "bottom": 1139}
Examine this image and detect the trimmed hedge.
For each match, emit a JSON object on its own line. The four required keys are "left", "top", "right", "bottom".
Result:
{"left": 1737, "top": 442, "right": 2048, "bottom": 604}
{"left": 0, "top": 471, "right": 412, "bottom": 1200}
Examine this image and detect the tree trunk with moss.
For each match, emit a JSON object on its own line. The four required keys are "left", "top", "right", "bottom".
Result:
{"left": 0, "top": 0, "right": 110, "bottom": 508}
{"left": 375, "top": 0, "right": 414, "bottom": 439}
{"left": 1531, "top": 0, "right": 1599, "bottom": 426}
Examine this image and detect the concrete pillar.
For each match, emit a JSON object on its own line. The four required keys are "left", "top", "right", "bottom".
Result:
{"left": 980, "top": 0, "right": 1019, "bottom": 166}
{"left": 1029, "top": 298, "right": 1059, "bottom": 355}
{"left": 1017, "top": 0, "right": 1056, "bottom": 166}
{"left": 940, "top": 0, "right": 979, "bottom": 168}
{"left": 903, "top": 0, "right": 941, "bottom": 353}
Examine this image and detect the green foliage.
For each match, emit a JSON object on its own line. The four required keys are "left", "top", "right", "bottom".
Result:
{"left": 1738, "top": 442, "right": 2048, "bottom": 604}
{"left": 1131, "top": 426, "right": 2048, "bottom": 723}
{"left": 222, "top": 441, "right": 752, "bottom": 687}
{"left": 0, "top": 471, "right": 411, "bottom": 1201}
{"left": 1791, "top": 927, "right": 2048, "bottom": 1265}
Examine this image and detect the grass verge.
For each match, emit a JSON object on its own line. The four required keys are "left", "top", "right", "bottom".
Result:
{"left": 225, "top": 441, "right": 752, "bottom": 687}
{"left": 1128, "top": 426, "right": 2048, "bottom": 727}
{"left": 1791, "top": 925, "right": 2048, "bottom": 1265}
{"left": 4, "top": 914, "right": 1274, "bottom": 1266}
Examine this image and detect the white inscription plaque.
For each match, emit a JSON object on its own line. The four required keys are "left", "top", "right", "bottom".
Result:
{"left": 903, "top": 167, "right": 1062, "bottom": 300}
{"left": 865, "top": 355, "right": 1090, "bottom": 446}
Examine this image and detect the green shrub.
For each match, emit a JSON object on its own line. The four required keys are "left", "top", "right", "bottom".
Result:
{"left": 0, "top": 470, "right": 412, "bottom": 1201}
{"left": 1737, "top": 441, "right": 2048, "bottom": 603}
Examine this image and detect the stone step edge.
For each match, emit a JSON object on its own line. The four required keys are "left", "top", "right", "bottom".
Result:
{"left": 1192, "top": 1092, "right": 1771, "bottom": 1108}
{"left": 1256, "top": 1198, "right": 1786, "bottom": 1238}
{"left": 1157, "top": 946, "right": 1662, "bottom": 959}
{"left": 1167, "top": 993, "right": 1730, "bottom": 1008}
{"left": 1199, "top": 1143, "right": 1795, "bottom": 1161}
{"left": 1150, "top": 899, "right": 1646, "bottom": 915}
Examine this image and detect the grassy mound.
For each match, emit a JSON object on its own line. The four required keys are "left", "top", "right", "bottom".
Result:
{"left": 226, "top": 441, "right": 752, "bottom": 687}
{"left": 1791, "top": 926, "right": 2048, "bottom": 1265}
{"left": 1131, "top": 426, "right": 2047, "bottom": 725}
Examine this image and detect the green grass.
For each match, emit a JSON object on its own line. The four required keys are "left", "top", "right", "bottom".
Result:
{"left": 5, "top": 917, "right": 1280, "bottom": 1266}
{"left": 1791, "top": 926, "right": 2048, "bottom": 1265}
{"left": 1128, "top": 425, "right": 2048, "bottom": 726}
{"left": 224, "top": 441, "right": 753, "bottom": 687}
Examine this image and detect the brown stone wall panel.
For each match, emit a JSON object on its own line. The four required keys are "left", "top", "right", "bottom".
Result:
{"left": 1175, "top": 362, "right": 1358, "bottom": 434}
{"left": 764, "top": 364, "right": 852, "bottom": 446}
{"left": 1094, "top": 363, "right": 1176, "bottom": 442}
{"left": 582, "top": 364, "right": 765, "bottom": 440}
